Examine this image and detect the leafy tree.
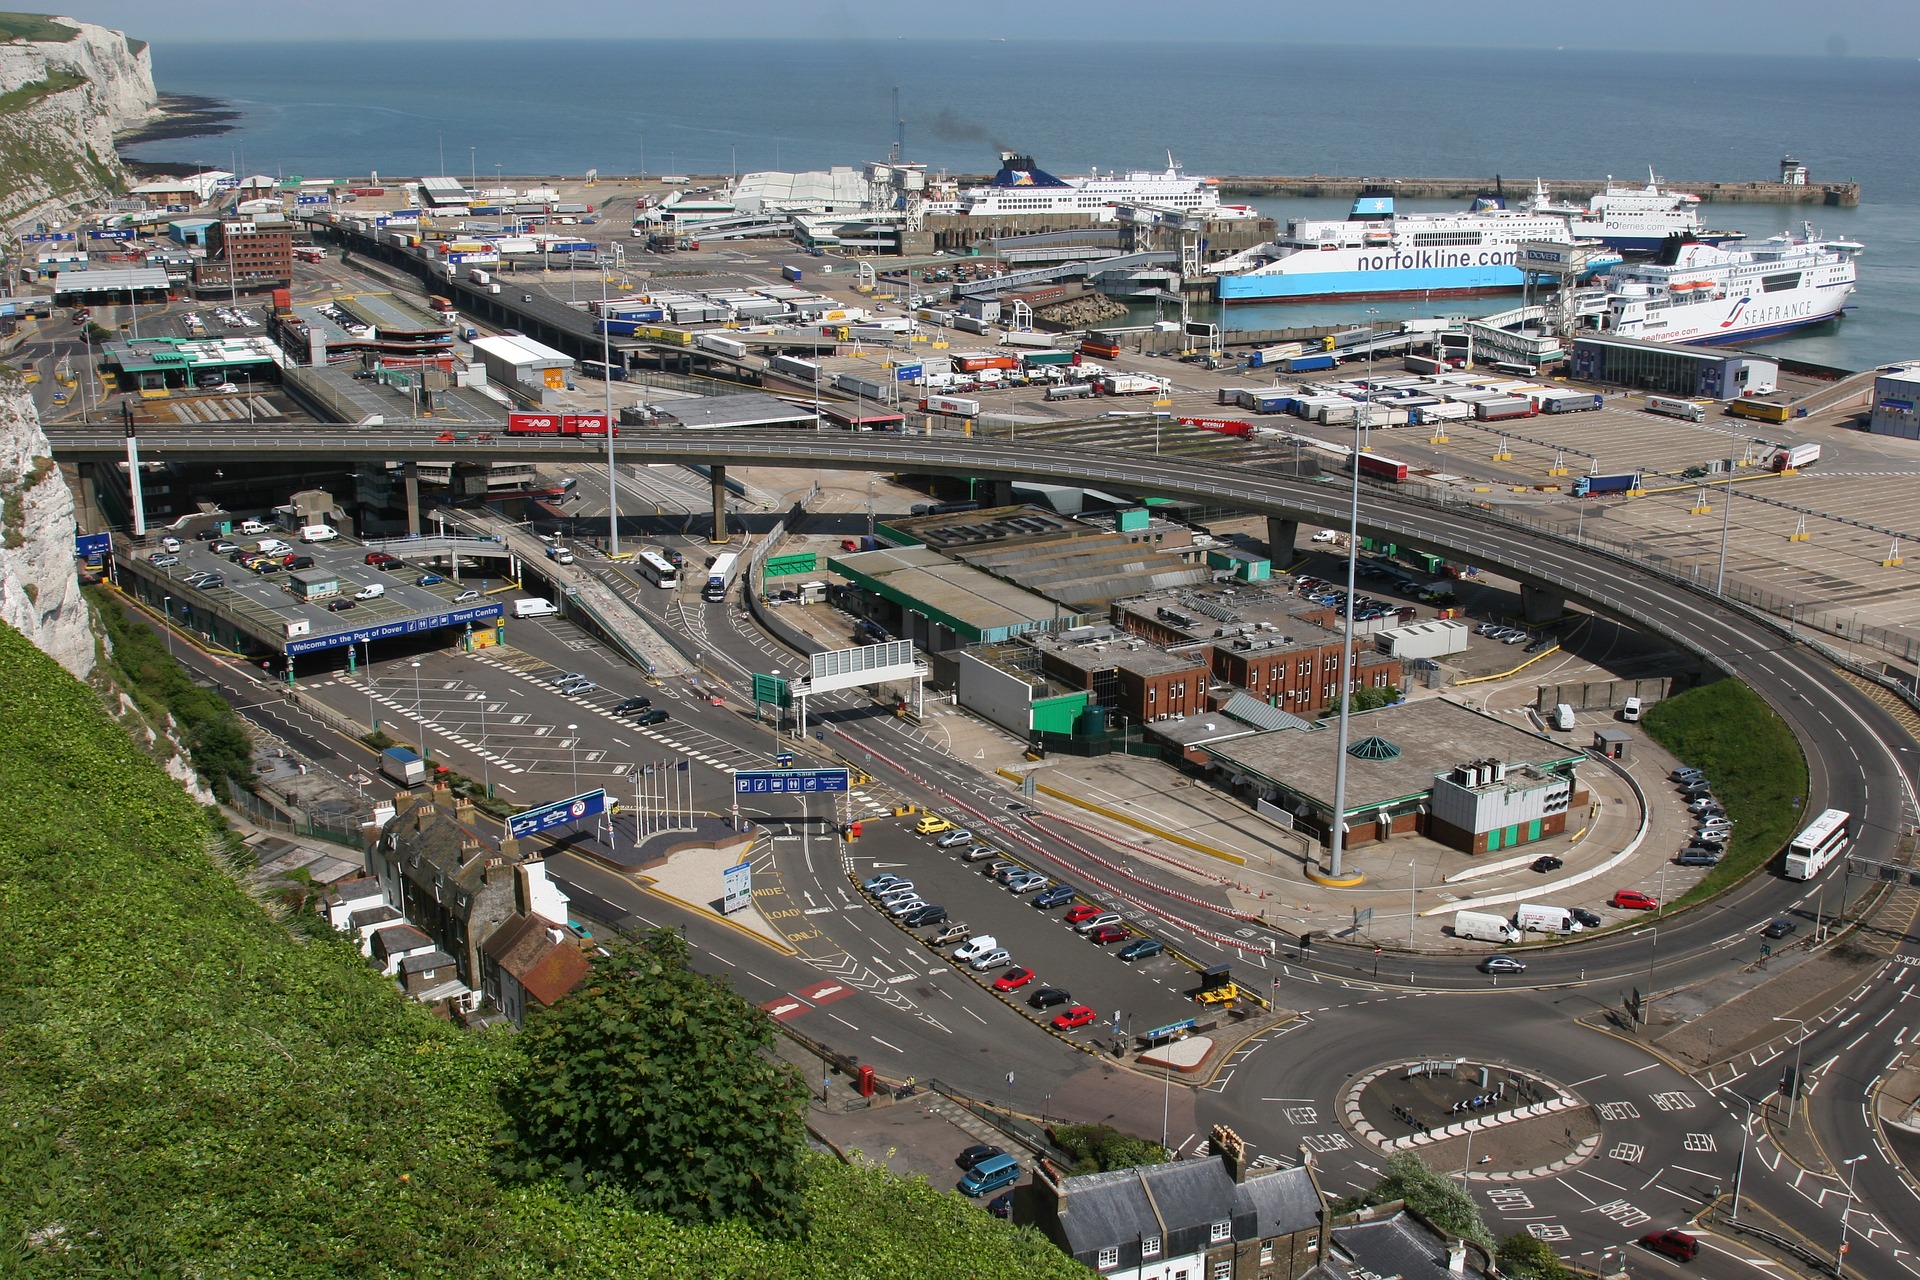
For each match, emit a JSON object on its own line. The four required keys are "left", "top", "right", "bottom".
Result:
{"left": 498, "top": 929, "right": 811, "bottom": 1237}
{"left": 1344, "top": 1151, "right": 1493, "bottom": 1248}
{"left": 1331, "top": 685, "right": 1400, "bottom": 716}
{"left": 1498, "top": 1230, "right": 1574, "bottom": 1280}
{"left": 1051, "top": 1123, "right": 1166, "bottom": 1174}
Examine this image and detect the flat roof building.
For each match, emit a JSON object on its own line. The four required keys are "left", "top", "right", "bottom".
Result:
{"left": 1868, "top": 362, "right": 1920, "bottom": 440}
{"left": 470, "top": 333, "right": 572, "bottom": 403}
{"left": 830, "top": 544, "right": 1084, "bottom": 652}
{"left": 1569, "top": 334, "right": 1778, "bottom": 400}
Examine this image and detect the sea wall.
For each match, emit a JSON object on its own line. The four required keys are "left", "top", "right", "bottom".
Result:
{"left": 1215, "top": 176, "right": 1858, "bottom": 207}
{"left": 0, "top": 16, "right": 157, "bottom": 227}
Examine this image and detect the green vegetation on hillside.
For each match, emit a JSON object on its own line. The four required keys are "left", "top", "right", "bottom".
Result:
{"left": 1642, "top": 678, "right": 1809, "bottom": 904}
{"left": 0, "top": 12, "right": 80, "bottom": 42}
{"left": 1335, "top": 1152, "right": 1493, "bottom": 1248}
{"left": 0, "top": 619, "right": 1081, "bottom": 1278}
{"left": 1051, "top": 1123, "right": 1167, "bottom": 1175}
{"left": 90, "top": 586, "right": 255, "bottom": 799}
{"left": 0, "top": 68, "right": 83, "bottom": 114}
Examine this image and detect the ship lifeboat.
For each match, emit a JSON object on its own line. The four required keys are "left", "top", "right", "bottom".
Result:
{"left": 1364, "top": 229, "right": 1393, "bottom": 245}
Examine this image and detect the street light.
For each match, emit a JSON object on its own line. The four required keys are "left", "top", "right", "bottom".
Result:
{"left": 1838, "top": 1153, "right": 1868, "bottom": 1280}
{"left": 568, "top": 723, "right": 580, "bottom": 796}
{"left": 411, "top": 661, "right": 427, "bottom": 764}
{"left": 161, "top": 595, "right": 174, "bottom": 659}
{"left": 1160, "top": 1030, "right": 1189, "bottom": 1151}
{"left": 1632, "top": 925, "right": 1660, "bottom": 1027}
{"left": 477, "top": 689, "right": 491, "bottom": 798}
{"left": 1772, "top": 1016, "right": 1807, "bottom": 1132}
{"left": 1730, "top": 1092, "right": 1756, "bottom": 1221}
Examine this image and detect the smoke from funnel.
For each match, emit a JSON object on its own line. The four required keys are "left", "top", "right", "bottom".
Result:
{"left": 929, "top": 107, "right": 1011, "bottom": 156}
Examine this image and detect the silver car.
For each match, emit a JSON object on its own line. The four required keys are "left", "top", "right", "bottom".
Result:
{"left": 885, "top": 896, "right": 928, "bottom": 917}
{"left": 1074, "top": 912, "right": 1123, "bottom": 934}
{"left": 967, "top": 947, "right": 1013, "bottom": 971}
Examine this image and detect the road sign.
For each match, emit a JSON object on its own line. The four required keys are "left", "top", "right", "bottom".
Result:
{"left": 751, "top": 672, "right": 791, "bottom": 708}
{"left": 506, "top": 788, "right": 606, "bottom": 838}
{"left": 721, "top": 860, "right": 752, "bottom": 914}
{"left": 734, "top": 768, "right": 849, "bottom": 795}
{"left": 774, "top": 751, "right": 795, "bottom": 768}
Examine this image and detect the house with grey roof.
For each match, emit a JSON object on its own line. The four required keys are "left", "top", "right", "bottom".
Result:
{"left": 1020, "top": 1126, "right": 1328, "bottom": 1279}
{"left": 1305, "top": 1204, "right": 1492, "bottom": 1280}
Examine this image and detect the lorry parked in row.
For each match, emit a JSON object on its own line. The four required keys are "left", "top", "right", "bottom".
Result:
{"left": 1571, "top": 472, "right": 1642, "bottom": 497}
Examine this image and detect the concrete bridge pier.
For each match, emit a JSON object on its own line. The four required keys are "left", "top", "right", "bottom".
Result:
{"left": 978, "top": 478, "right": 1016, "bottom": 508}
{"left": 403, "top": 462, "right": 422, "bottom": 536}
{"left": 1521, "top": 583, "right": 1564, "bottom": 626}
{"left": 710, "top": 465, "right": 729, "bottom": 544}
{"left": 1265, "top": 516, "right": 1299, "bottom": 562}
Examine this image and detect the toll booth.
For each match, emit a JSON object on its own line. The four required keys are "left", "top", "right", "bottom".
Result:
{"left": 1194, "top": 964, "right": 1238, "bottom": 1006}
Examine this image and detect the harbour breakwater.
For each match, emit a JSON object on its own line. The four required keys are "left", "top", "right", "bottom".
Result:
{"left": 1214, "top": 176, "right": 1859, "bottom": 207}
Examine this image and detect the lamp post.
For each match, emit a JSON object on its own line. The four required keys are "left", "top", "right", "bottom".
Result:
{"left": 568, "top": 723, "right": 580, "bottom": 796}
{"left": 600, "top": 269, "right": 620, "bottom": 557}
{"left": 1731, "top": 1093, "right": 1756, "bottom": 1221}
{"left": 477, "top": 689, "right": 491, "bottom": 797}
{"left": 363, "top": 641, "right": 377, "bottom": 732}
{"left": 1772, "top": 1016, "right": 1807, "bottom": 1131}
{"left": 162, "top": 595, "right": 173, "bottom": 659}
{"left": 1838, "top": 1154, "right": 1868, "bottom": 1280}
{"left": 1714, "top": 457, "right": 1737, "bottom": 595}
{"left": 1160, "top": 1030, "right": 1188, "bottom": 1152}
{"left": 1325, "top": 340, "right": 1368, "bottom": 881}
{"left": 411, "top": 661, "right": 428, "bottom": 764}
{"left": 1633, "top": 925, "right": 1660, "bottom": 1028}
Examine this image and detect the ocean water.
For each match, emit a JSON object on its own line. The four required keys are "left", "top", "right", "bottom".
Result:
{"left": 121, "top": 38, "right": 1920, "bottom": 367}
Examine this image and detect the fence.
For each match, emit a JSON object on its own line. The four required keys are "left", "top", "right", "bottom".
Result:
{"left": 226, "top": 786, "right": 364, "bottom": 848}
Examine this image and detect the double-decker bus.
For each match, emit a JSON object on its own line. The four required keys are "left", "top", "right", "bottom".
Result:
{"left": 1784, "top": 808, "right": 1850, "bottom": 880}
{"left": 636, "top": 551, "right": 679, "bottom": 589}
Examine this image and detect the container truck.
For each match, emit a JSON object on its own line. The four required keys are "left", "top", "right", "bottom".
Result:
{"left": 1538, "top": 391, "right": 1603, "bottom": 414}
{"left": 922, "top": 394, "right": 981, "bottom": 417}
{"left": 1001, "top": 330, "right": 1056, "bottom": 349}
{"left": 1410, "top": 402, "right": 1472, "bottom": 424}
{"left": 1280, "top": 353, "right": 1338, "bottom": 374}
{"left": 1021, "top": 349, "right": 1078, "bottom": 367}
{"left": 1247, "top": 343, "right": 1305, "bottom": 367}
{"left": 1644, "top": 395, "right": 1705, "bottom": 422}
{"left": 1045, "top": 382, "right": 1095, "bottom": 401}
{"left": 1515, "top": 904, "right": 1581, "bottom": 934}
{"left": 952, "top": 314, "right": 992, "bottom": 335}
{"left": 1452, "top": 911, "right": 1521, "bottom": 944}
{"left": 380, "top": 746, "right": 427, "bottom": 786}
{"left": 694, "top": 333, "right": 748, "bottom": 359}
{"left": 1773, "top": 443, "right": 1821, "bottom": 471}
{"left": 780, "top": 264, "right": 804, "bottom": 282}
{"left": 1177, "top": 417, "right": 1252, "bottom": 437}
{"left": 1403, "top": 354, "right": 1447, "bottom": 375}
{"left": 1098, "top": 374, "right": 1166, "bottom": 396}
{"left": 1571, "top": 472, "right": 1641, "bottom": 497}
{"left": 1475, "top": 397, "right": 1535, "bottom": 421}
{"left": 953, "top": 353, "right": 1018, "bottom": 373}
{"left": 467, "top": 268, "right": 492, "bottom": 285}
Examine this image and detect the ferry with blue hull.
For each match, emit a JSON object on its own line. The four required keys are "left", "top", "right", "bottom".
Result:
{"left": 1208, "top": 191, "right": 1606, "bottom": 302}
{"left": 1533, "top": 172, "right": 1744, "bottom": 255}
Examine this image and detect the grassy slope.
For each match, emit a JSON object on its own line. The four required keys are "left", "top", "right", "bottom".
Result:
{"left": 1640, "top": 678, "right": 1809, "bottom": 905}
{"left": 0, "top": 620, "right": 1079, "bottom": 1279}
{"left": 0, "top": 12, "right": 79, "bottom": 41}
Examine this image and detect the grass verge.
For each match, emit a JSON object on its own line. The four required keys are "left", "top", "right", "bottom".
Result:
{"left": 1641, "top": 678, "right": 1809, "bottom": 907}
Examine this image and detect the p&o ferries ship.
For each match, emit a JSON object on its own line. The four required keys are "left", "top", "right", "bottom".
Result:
{"left": 927, "top": 152, "right": 1254, "bottom": 222}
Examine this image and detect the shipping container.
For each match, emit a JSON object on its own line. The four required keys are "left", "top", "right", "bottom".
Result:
{"left": 833, "top": 373, "right": 887, "bottom": 399}
{"left": 1280, "top": 353, "right": 1338, "bottom": 373}
{"left": 1021, "top": 349, "right": 1078, "bottom": 367}
{"left": 1727, "top": 398, "right": 1797, "bottom": 424}
{"left": 922, "top": 394, "right": 981, "bottom": 417}
{"left": 953, "top": 353, "right": 1019, "bottom": 373}
{"left": 1774, "top": 443, "right": 1821, "bottom": 471}
{"left": 1080, "top": 340, "right": 1122, "bottom": 360}
{"left": 1402, "top": 354, "right": 1448, "bottom": 375}
{"left": 694, "top": 332, "right": 748, "bottom": 359}
{"left": 780, "top": 264, "right": 803, "bottom": 282}
{"left": 1354, "top": 453, "right": 1410, "bottom": 483}
{"left": 1177, "top": 417, "right": 1252, "bottom": 437}
{"left": 1000, "top": 330, "right": 1056, "bottom": 349}
{"left": 1474, "top": 397, "right": 1535, "bottom": 421}
{"left": 768, "top": 354, "right": 821, "bottom": 383}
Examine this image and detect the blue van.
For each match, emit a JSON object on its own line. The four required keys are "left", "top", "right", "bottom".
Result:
{"left": 958, "top": 1153, "right": 1021, "bottom": 1197}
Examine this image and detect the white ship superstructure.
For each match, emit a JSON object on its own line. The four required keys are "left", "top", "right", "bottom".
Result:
{"left": 1527, "top": 172, "right": 1743, "bottom": 253}
{"left": 927, "top": 152, "right": 1249, "bottom": 221}
{"left": 1580, "top": 225, "right": 1860, "bottom": 344}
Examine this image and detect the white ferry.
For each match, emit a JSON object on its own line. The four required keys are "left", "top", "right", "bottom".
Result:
{"left": 1577, "top": 225, "right": 1861, "bottom": 344}
{"left": 1208, "top": 190, "right": 1604, "bottom": 302}
{"left": 926, "top": 152, "right": 1253, "bottom": 222}
{"left": 1527, "top": 172, "right": 1744, "bottom": 254}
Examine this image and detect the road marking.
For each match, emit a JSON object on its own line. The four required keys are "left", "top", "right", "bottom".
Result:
{"left": 869, "top": 1035, "right": 903, "bottom": 1053}
{"left": 1624, "top": 1063, "right": 1661, "bottom": 1076}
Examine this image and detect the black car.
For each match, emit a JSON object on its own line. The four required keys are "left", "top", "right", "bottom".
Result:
{"left": 1762, "top": 918, "right": 1798, "bottom": 939}
{"left": 987, "top": 1189, "right": 1016, "bottom": 1218}
{"left": 902, "top": 904, "right": 947, "bottom": 928}
{"left": 957, "top": 1144, "right": 1004, "bottom": 1171}
{"left": 1531, "top": 855, "right": 1564, "bottom": 873}
{"left": 1570, "top": 907, "right": 1602, "bottom": 929}
{"left": 635, "top": 708, "right": 670, "bottom": 726}
{"left": 1690, "top": 836, "right": 1725, "bottom": 854}
{"left": 327, "top": 599, "right": 357, "bottom": 612}
{"left": 194, "top": 528, "right": 220, "bottom": 541}
{"left": 1027, "top": 987, "right": 1073, "bottom": 1010}
{"left": 613, "top": 696, "right": 654, "bottom": 715}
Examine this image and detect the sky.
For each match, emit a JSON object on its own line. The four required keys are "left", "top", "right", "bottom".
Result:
{"left": 58, "top": 0, "right": 1920, "bottom": 57}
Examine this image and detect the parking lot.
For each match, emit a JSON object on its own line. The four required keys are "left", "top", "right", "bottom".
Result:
{"left": 847, "top": 819, "right": 1223, "bottom": 1045}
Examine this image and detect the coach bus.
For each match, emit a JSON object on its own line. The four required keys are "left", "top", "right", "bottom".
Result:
{"left": 636, "top": 550, "right": 679, "bottom": 589}
{"left": 1784, "top": 808, "right": 1850, "bottom": 880}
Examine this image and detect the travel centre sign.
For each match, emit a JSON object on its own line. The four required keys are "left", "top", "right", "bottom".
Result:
{"left": 284, "top": 603, "right": 503, "bottom": 656}
{"left": 507, "top": 789, "right": 607, "bottom": 839}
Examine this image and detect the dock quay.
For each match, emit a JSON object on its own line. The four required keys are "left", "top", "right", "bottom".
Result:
{"left": 1214, "top": 175, "right": 1860, "bottom": 207}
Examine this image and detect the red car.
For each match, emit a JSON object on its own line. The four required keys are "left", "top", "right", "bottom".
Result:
{"left": 1064, "top": 904, "right": 1104, "bottom": 926}
{"left": 365, "top": 551, "right": 401, "bottom": 568}
{"left": 1052, "top": 1005, "right": 1098, "bottom": 1031}
{"left": 993, "top": 966, "right": 1036, "bottom": 992}
{"left": 1638, "top": 1230, "right": 1698, "bottom": 1263}
{"left": 1086, "top": 924, "right": 1130, "bottom": 945}
{"left": 1611, "top": 889, "right": 1659, "bottom": 911}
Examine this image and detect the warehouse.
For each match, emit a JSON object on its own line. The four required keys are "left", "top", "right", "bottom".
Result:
{"left": 469, "top": 333, "right": 573, "bottom": 405}
{"left": 1868, "top": 362, "right": 1920, "bottom": 441}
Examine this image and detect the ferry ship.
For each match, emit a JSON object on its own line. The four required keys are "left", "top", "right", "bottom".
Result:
{"left": 926, "top": 152, "right": 1254, "bottom": 221}
{"left": 1207, "top": 190, "right": 1602, "bottom": 302}
{"left": 1577, "top": 226, "right": 1861, "bottom": 344}
{"left": 1527, "top": 172, "right": 1744, "bottom": 255}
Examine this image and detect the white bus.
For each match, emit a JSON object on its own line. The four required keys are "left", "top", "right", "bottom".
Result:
{"left": 703, "top": 552, "right": 739, "bottom": 602}
{"left": 1784, "top": 808, "right": 1850, "bottom": 880}
{"left": 636, "top": 550, "right": 679, "bottom": 589}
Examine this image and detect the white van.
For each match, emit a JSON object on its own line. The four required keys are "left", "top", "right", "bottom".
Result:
{"left": 1515, "top": 903, "right": 1581, "bottom": 934}
{"left": 513, "top": 597, "right": 561, "bottom": 619}
{"left": 300, "top": 524, "right": 339, "bottom": 543}
{"left": 238, "top": 519, "right": 269, "bottom": 535}
{"left": 353, "top": 583, "right": 386, "bottom": 601}
{"left": 1621, "top": 696, "right": 1643, "bottom": 723}
{"left": 952, "top": 935, "right": 999, "bottom": 963}
{"left": 1552, "top": 703, "right": 1575, "bottom": 731}
{"left": 256, "top": 538, "right": 292, "bottom": 556}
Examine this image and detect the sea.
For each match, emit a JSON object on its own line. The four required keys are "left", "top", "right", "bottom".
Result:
{"left": 119, "top": 39, "right": 1920, "bottom": 370}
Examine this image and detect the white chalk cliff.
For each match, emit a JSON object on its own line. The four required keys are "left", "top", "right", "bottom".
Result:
{"left": 0, "top": 375, "right": 92, "bottom": 677}
{"left": 0, "top": 14, "right": 157, "bottom": 226}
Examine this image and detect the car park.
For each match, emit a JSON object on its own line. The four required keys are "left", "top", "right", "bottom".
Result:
{"left": 1480, "top": 955, "right": 1526, "bottom": 974}
{"left": 1052, "top": 1005, "right": 1098, "bottom": 1030}
{"left": 931, "top": 922, "right": 971, "bottom": 947}
{"left": 992, "top": 967, "right": 1036, "bottom": 992}
{"left": 327, "top": 599, "right": 357, "bottom": 612}
{"left": 1005, "top": 873, "right": 1048, "bottom": 894}
{"left": 1064, "top": 904, "right": 1106, "bottom": 926}
{"left": 614, "top": 696, "right": 654, "bottom": 715}
{"left": 1531, "top": 855, "right": 1563, "bottom": 873}
{"left": 365, "top": 551, "right": 401, "bottom": 568}
{"left": 875, "top": 885, "right": 919, "bottom": 904}
{"left": 1690, "top": 836, "right": 1725, "bottom": 854}
{"left": 1116, "top": 937, "right": 1165, "bottom": 962}
{"left": 1027, "top": 987, "right": 1072, "bottom": 1009}
{"left": 952, "top": 936, "right": 999, "bottom": 963}
{"left": 417, "top": 573, "right": 446, "bottom": 587}
{"left": 987, "top": 1190, "right": 1015, "bottom": 1218}
{"left": 915, "top": 814, "right": 955, "bottom": 835}
{"left": 1611, "top": 890, "right": 1659, "bottom": 911}
{"left": 148, "top": 552, "right": 179, "bottom": 566}
{"left": 1670, "top": 767, "right": 1705, "bottom": 783}
{"left": 1676, "top": 849, "right": 1720, "bottom": 866}
{"left": 968, "top": 948, "right": 1013, "bottom": 972}
{"left": 453, "top": 588, "right": 481, "bottom": 602}
{"left": 353, "top": 584, "right": 385, "bottom": 601}
{"left": 252, "top": 560, "right": 282, "bottom": 575}
{"left": 936, "top": 829, "right": 974, "bottom": 849}
{"left": 1074, "top": 912, "right": 1122, "bottom": 934}
{"left": 1762, "top": 918, "right": 1798, "bottom": 939}
{"left": 1085, "top": 924, "right": 1130, "bottom": 945}
{"left": 960, "top": 843, "right": 1000, "bottom": 862}
{"left": 635, "top": 708, "right": 670, "bottom": 726}
{"left": 210, "top": 540, "right": 238, "bottom": 554}
{"left": 196, "top": 575, "right": 225, "bottom": 590}
{"left": 885, "top": 896, "right": 929, "bottom": 917}
{"left": 1499, "top": 630, "right": 1528, "bottom": 644}
{"left": 991, "top": 863, "right": 1030, "bottom": 884}
{"left": 556, "top": 676, "right": 598, "bottom": 696}
{"left": 1033, "top": 884, "right": 1077, "bottom": 909}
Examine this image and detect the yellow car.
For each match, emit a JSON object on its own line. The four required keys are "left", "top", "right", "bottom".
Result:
{"left": 914, "top": 814, "right": 955, "bottom": 835}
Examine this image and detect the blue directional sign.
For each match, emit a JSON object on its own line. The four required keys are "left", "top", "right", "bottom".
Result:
{"left": 507, "top": 788, "right": 606, "bottom": 839}
{"left": 734, "top": 768, "right": 850, "bottom": 795}
{"left": 893, "top": 362, "right": 923, "bottom": 381}
{"left": 74, "top": 532, "right": 111, "bottom": 560}
{"left": 283, "top": 602, "right": 504, "bottom": 655}
{"left": 721, "top": 861, "right": 753, "bottom": 915}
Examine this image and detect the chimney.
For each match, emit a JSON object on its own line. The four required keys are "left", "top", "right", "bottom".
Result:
{"left": 1213, "top": 1124, "right": 1249, "bottom": 1184}
{"left": 433, "top": 780, "right": 456, "bottom": 811}
{"left": 499, "top": 837, "right": 523, "bottom": 861}
{"left": 454, "top": 797, "right": 477, "bottom": 825}
{"left": 1447, "top": 1238, "right": 1467, "bottom": 1277}
{"left": 1030, "top": 1156, "right": 1068, "bottom": 1229}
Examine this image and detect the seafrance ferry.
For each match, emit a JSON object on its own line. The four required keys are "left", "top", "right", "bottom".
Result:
{"left": 1575, "top": 225, "right": 1860, "bottom": 344}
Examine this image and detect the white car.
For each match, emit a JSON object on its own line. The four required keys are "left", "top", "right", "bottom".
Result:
{"left": 1074, "top": 912, "right": 1123, "bottom": 934}
{"left": 1311, "top": 530, "right": 1340, "bottom": 544}
{"left": 352, "top": 583, "right": 385, "bottom": 601}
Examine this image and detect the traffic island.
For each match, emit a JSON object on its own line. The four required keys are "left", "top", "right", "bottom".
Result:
{"left": 1341, "top": 1059, "right": 1601, "bottom": 1181}
{"left": 1138, "top": 1034, "right": 1215, "bottom": 1075}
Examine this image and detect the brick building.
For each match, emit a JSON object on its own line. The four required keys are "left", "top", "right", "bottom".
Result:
{"left": 192, "top": 219, "right": 292, "bottom": 293}
{"left": 1030, "top": 629, "right": 1210, "bottom": 726}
